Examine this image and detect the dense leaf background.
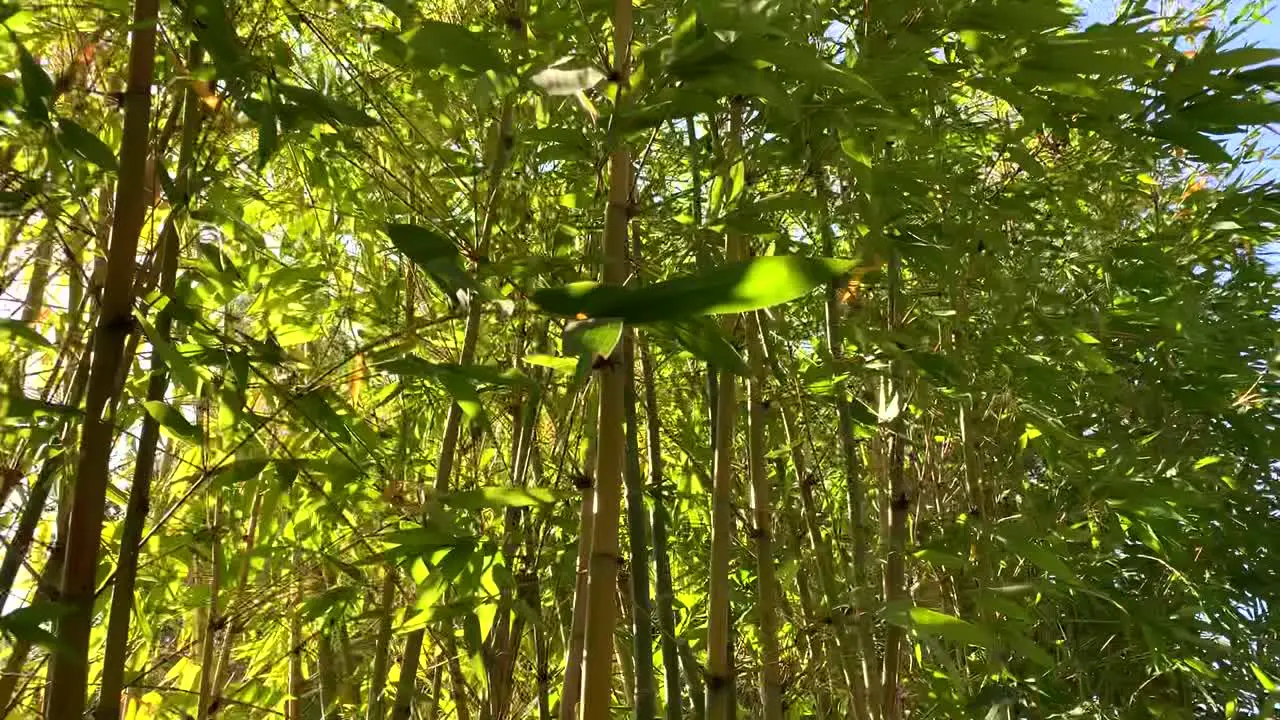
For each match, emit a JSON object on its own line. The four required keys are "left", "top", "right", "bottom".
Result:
{"left": 1, "top": 0, "right": 1279, "bottom": 717}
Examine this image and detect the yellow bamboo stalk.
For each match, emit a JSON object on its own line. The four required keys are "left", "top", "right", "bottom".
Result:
{"left": 576, "top": 0, "right": 633, "bottom": 715}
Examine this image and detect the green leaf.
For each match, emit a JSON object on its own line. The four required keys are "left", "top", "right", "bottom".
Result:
{"left": 523, "top": 354, "right": 578, "bottom": 375}
{"left": 134, "top": 309, "right": 201, "bottom": 396}
{"left": 386, "top": 223, "right": 482, "bottom": 300}
{"left": 55, "top": 118, "right": 116, "bottom": 170}
{"left": 211, "top": 459, "right": 269, "bottom": 487}
{"left": 847, "top": 397, "right": 879, "bottom": 426}
{"left": 277, "top": 83, "right": 378, "bottom": 128}
{"left": 1151, "top": 119, "right": 1232, "bottom": 164}
{"left": 1253, "top": 663, "right": 1278, "bottom": 693}
{"left": 256, "top": 95, "right": 278, "bottom": 170}
{"left": 953, "top": 0, "right": 1074, "bottom": 33}
{"left": 648, "top": 318, "right": 748, "bottom": 375}
{"left": 744, "top": 39, "right": 882, "bottom": 100}
{"left": 373, "top": 0, "right": 414, "bottom": 21}
{"left": 1194, "top": 455, "right": 1222, "bottom": 470}
{"left": 143, "top": 401, "right": 201, "bottom": 442}
{"left": 1003, "top": 628, "right": 1055, "bottom": 668}
{"left": 0, "top": 319, "right": 52, "bottom": 348}
{"left": 13, "top": 35, "right": 52, "bottom": 123}
{"left": 886, "top": 605, "right": 993, "bottom": 647}
{"left": 189, "top": 0, "right": 245, "bottom": 79}
{"left": 909, "top": 350, "right": 964, "bottom": 388}
{"left": 0, "top": 602, "right": 70, "bottom": 652}
{"left": 0, "top": 177, "right": 40, "bottom": 217}
{"left": 402, "top": 20, "right": 507, "bottom": 75}
{"left": 379, "top": 356, "right": 527, "bottom": 387}
{"left": 1203, "top": 47, "right": 1280, "bottom": 70}
{"left": 380, "top": 356, "right": 525, "bottom": 418}
{"left": 533, "top": 256, "right": 856, "bottom": 323}
{"left": 302, "top": 586, "right": 359, "bottom": 620}
{"left": 563, "top": 318, "right": 623, "bottom": 358}
{"left": 438, "top": 486, "right": 566, "bottom": 510}
{"left": 1175, "top": 97, "right": 1280, "bottom": 129}
{"left": 998, "top": 532, "right": 1078, "bottom": 583}
{"left": 913, "top": 548, "right": 967, "bottom": 570}
{"left": 2, "top": 392, "right": 78, "bottom": 419}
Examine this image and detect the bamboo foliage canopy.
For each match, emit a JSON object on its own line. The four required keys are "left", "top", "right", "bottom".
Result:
{"left": 1, "top": 0, "right": 1280, "bottom": 718}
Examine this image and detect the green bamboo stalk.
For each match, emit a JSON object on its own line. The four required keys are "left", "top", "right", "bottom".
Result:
{"left": 0, "top": 484, "right": 71, "bottom": 717}
{"left": 879, "top": 249, "right": 908, "bottom": 720}
{"left": 759, "top": 312, "right": 864, "bottom": 711}
{"left": 390, "top": 629, "right": 425, "bottom": 720}
{"left": 195, "top": 498, "right": 224, "bottom": 720}
{"left": 366, "top": 569, "right": 399, "bottom": 720}
{"left": 744, "top": 308, "right": 783, "bottom": 720}
{"left": 623, "top": 329, "right": 657, "bottom": 720}
{"left": 288, "top": 547, "right": 305, "bottom": 720}
{"left": 558, "top": 386, "right": 596, "bottom": 720}
{"left": 817, "top": 172, "right": 878, "bottom": 720}
{"left": 638, "top": 332, "right": 683, "bottom": 720}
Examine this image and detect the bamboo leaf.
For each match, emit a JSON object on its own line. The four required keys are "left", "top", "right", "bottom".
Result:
{"left": 438, "top": 486, "right": 566, "bottom": 510}
{"left": 2, "top": 392, "right": 78, "bottom": 419}
{"left": 13, "top": 34, "right": 52, "bottom": 123}
{"left": 0, "top": 602, "right": 70, "bottom": 652}
{"left": 0, "top": 319, "right": 52, "bottom": 347}
{"left": 402, "top": 20, "right": 507, "bottom": 75}
{"left": 533, "top": 256, "right": 856, "bottom": 323}
{"left": 648, "top": 318, "right": 748, "bottom": 375}
{"left": 886, "top": 605, "right": 993, "bottom": 647}
{"left": 563, "top": 318, "right": 622, "bottom": 358}
{"left": 188, "top": 0, "right": 245, "bottom": 78}
{"left": 134, "top": 309, "right": 201, "bottom": 395}
{"left": 143, "top": 401, "right": 201, "bottom": 442}
{"left": 277, "top": 83, "right": 377, "bottom": 127}
{"left": 386, "top": 223, "right": 483, "bottom": 300}
{"left": 56, "top": 118, "right": 116, "bottom": 170}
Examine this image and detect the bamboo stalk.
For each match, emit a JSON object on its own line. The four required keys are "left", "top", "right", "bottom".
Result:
{"left": 196, "top": 498, "right": 224, "bottom": 720}
{"left": 390, "top": 629, "right": 425, "bottom": 720}
{"left": 535, "top": 580, "right": 552, "bottom": 720}
{"left": 879, "top": 249, "right": 908, "bottom": 720}
{"left": 0, "top": 484, "right": 71, "bottom": 717}
{"left": 576, "top": 0, "right": 633, "bottom": 713}
{"left": 745, "top": 308, "right": 783, "bottom": 720}
{"left": 622, "top": 329, "right": 657, "bottom": 720}
{"left": 288, "top": 548, "right": 304, "bottom": 720}
{"left": 427, "top": 662, "right": 444, "bottom": 720}
{"left": 366, "top": 568, "right": 399, "bottom": 720}
{"left": 45, "top": 0, "right": 162, "bottom": 710}
{"left": 96, "top": 43, "right": 205, "bottom": 720}
{"left": 208, "top": 489, "right": 264, "bottom": 707}
{"left": 679, "top": 639, "right": 707, "bottom": 720}
{"left": 317, "top": 615, "right": 342, "bottom": 719}
{"left": 708, "top": 108, "right": 747, "bottom": 720}
{"left": 759, "top": 313, "right": 865, "bottom": 710}
{"left": 816, "top": 172, "right": 878, "bottom": 720}
{"left": 446, "top": 634, "right": 473, "bottom": 720}
{"left": 558, "top": 478, "right": 594, "bottom": 720}
{"left": 639, "top": 332, "right": 683, "bottom": 720}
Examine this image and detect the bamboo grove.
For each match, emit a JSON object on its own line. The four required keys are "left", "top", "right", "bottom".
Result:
{"left": 2, "top": 0, "right": 1280, "bottom": 717}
